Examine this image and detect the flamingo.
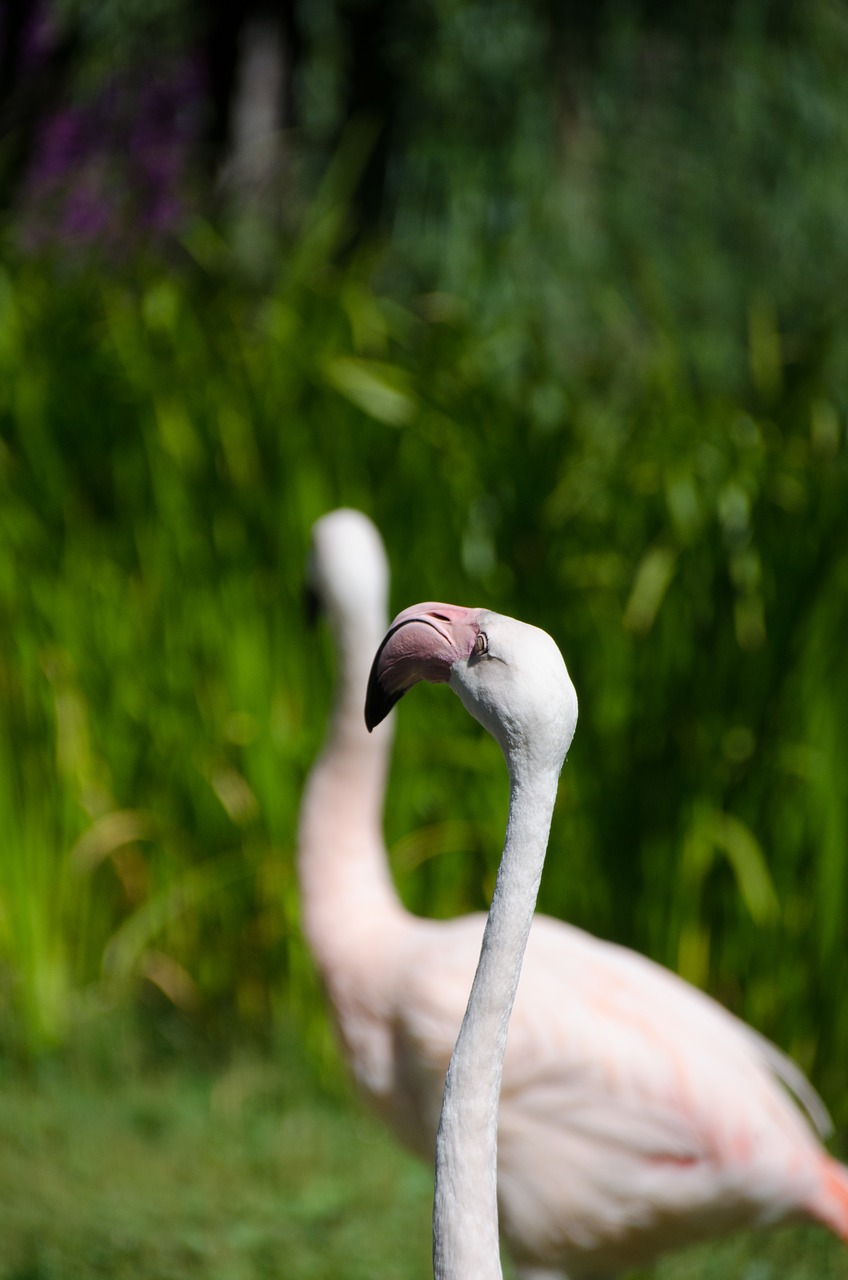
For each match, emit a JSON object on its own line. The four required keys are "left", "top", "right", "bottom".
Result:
{"left": 366, "top": 603, "right": 848, "bottom": 1279}
{"left": 299, "top": 509, "right": 848, "bottom": 1278}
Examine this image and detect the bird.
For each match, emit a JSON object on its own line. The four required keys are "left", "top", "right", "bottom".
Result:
{"left": 367, "top": 600, "right": 580, "bottom": 1279}
{"left": 365, "top": 599, "right": 848, "bottom": 1279}
{"left": 300, "top": 509, "right": 848, "bottom": 1278}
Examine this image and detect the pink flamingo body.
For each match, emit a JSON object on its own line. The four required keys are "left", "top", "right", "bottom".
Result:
{"left": 299, "top": 509, "right": 848, "bottom": 1279}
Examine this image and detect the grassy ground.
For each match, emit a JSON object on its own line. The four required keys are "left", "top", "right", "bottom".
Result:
{"left": 0, "top": 1023, "right": 844, "bottom": 1280}
{"left": 0, "top": 1025, "right": 433, "bottom": 1280}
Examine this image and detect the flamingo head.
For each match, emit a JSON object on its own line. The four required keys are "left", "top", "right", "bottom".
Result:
{"left": 306, "top": 509, "right": 389, "bottom": 633}
{"left": 365, "top": 602, "right": 577, "bottom": 769}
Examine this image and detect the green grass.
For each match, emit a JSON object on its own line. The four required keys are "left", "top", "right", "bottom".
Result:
{"left": 0, "top": 1026, "right": 434, "bottom": 1280}
{"left": 0, "top": 1022, "right": 844, "bottom": 1280}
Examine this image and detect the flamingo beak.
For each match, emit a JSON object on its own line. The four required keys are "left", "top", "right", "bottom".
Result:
{"left": 365, "top": 603, "right": 483, "bottom": 730}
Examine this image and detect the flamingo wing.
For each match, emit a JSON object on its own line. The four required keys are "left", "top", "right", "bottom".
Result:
{"left": 494, "top": 916, "right": 832, "bottom": 1272}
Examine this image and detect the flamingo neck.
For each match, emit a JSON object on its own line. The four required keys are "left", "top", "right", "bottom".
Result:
{"left": 433, "top": 756, "right": 560, "bottom": 1280}
{"left": 297, "top": 608, "right": 405, "bottom": 978}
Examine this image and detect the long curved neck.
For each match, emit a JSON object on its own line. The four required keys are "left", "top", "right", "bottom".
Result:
{"left": 298, "top": 605, "right": 405, "bottom": 976}
{"left": 433, "top": 755, "right": 560, "bottom": 1280}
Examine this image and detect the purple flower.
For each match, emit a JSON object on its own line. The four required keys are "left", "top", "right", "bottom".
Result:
{"left": 15, "top": 17, "right": 208, "bottom": 256}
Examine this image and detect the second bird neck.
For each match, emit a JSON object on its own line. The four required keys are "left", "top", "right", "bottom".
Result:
{"left": 298, "top": 632, "right": 405, "bottom": 973}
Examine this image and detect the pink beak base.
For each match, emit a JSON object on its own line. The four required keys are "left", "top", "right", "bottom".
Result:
{"left": 365, "top": 602, "right": 482, "bottom": 730}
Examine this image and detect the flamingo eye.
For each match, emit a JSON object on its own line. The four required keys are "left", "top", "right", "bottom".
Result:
{"left": 474, "top": 632, "right": 488, "bottom": 656}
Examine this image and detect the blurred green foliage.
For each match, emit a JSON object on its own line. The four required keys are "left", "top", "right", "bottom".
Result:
{"left": 0, "top": 3, "right": 847, "bottom": 1158}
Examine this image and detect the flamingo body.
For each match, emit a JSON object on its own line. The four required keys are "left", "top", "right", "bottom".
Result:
{"left": 299, "top": 509, "right": 848, "bottom": 1279}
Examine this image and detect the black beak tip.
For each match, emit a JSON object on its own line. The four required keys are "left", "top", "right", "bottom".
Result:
{"left": 364, "top": 679, "right": 403, "bottom": 732}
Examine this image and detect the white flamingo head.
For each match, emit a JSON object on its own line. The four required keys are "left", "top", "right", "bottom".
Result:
{"left": 366, "top": 603, "right": 578, "bottom": 770}
{"left": 307, "top": 509, "right": 389, "bottom": 630}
